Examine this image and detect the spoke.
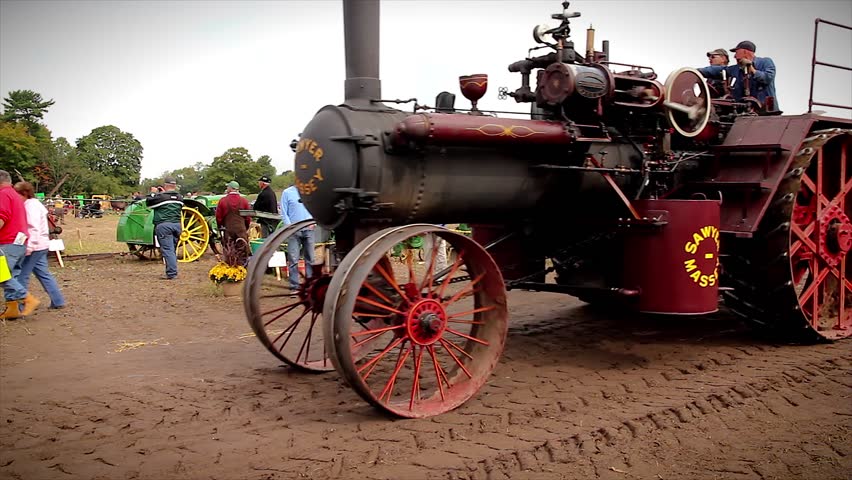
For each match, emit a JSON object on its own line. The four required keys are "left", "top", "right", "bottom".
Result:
{"left": 437, "top": 255, "right": 466, "bottom": 299}
{"left": 409, "top": 346, "right": 424, "bottom": 409}
{"left": 378, "top": 342, "right": 412, "bottom": 403}
{"left": 272, "top": 307, "right": 312, "bottom": 348}
{"left": 446, "top": 319, "right": 485, "bottom": 325}
{"left": 445, "top": 327, "right": 489, "bottom": 346}
{"left": 363, "top": 281, "right": 394, "bottom": 306}
{"left": 791, "top": 223, "right": 818, "bottom": 254}
{"left": 357, "top": 336, "right": 405, "bottom": 378}
{"left": 261, "top": 300, "right": 305, "bottom": 326}
{"left": 356, "top": 295, "right": 406, "bottom": 315}
{"left": 353, "top": 328, "right": 396, "bottom": 349}
{"left": 427, "top": 345, "right": 447, "bottom": 401}
{"left": 373, "top": 262, "right": 410, "bottom": 305}
{"left": 799, "top": 267, "right": 830, "bottom": 315}
{"left": 445, "top": 273, "right": 485, "bottom": 306}
{"left": 295, "top": 313, "right": 319, "bottom": 364}
{"left": 438, "top": 339, "right": 472, "bottom": 378}
{"left": 446, "top": 305, "right": 496, "bottom": 319}
{"left": 439, "top": 337, "right": 474, "bottom": 360}
{"left": 351, "top": 324, "right": 405, "bottom": 337}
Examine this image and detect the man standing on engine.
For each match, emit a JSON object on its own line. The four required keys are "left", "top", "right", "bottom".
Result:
{"left": 698, "top": 40, "right": 778, "bottom": 110}
{"left": 146, "top": 177, "right": 183, "bottom": 280}
{"left": 704, "top": 48, "right": 730, "bottom": 97}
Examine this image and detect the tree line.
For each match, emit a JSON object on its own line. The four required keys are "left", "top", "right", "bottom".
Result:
{"left": 0, "top": 89, "right": 294, "bottom": 197}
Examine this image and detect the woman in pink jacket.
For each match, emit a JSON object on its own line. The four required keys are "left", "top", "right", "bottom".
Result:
{"left": 14, "top": 182, "right": 65, "bottom": 310}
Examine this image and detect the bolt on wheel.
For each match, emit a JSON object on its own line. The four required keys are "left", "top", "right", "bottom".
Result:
{"left": 324, "top": 224, "right": 508, "bottom": 418}
{"left": 244, "top": 219, "right": 335, "bottom": 372}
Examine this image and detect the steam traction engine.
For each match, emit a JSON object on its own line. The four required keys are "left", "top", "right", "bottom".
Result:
{"left": 244, "top": 1, "right": 851, "bottom": 418}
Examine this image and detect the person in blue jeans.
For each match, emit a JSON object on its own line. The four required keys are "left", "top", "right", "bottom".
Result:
{"left": 15, "top": 181, "right": 65, "bottom": 309}
{"left": 0, "top": 169, "right": 38, "bottom": 319}
{"left": 280, "top": 185, "right": 315, "bottom": 291}
{"left": 146, "top": 177, "right": 183, "bottom": 280}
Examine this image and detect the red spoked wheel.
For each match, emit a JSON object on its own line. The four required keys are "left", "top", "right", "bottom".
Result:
{"left": 789, "top": 130, "right": 852, "bottom": 339}
{"left": 723, "top": 129, "right": 851, "bottom": 342}
{"left": 323, "top": 224, "right": 508, "bottom": 418}
{"left": 244, "top": 219, "right": 335, "bottom": 372}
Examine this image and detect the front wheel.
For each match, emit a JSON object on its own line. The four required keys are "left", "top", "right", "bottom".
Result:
{"left": 323, "top": 224, "right": 508, "bottom": 418}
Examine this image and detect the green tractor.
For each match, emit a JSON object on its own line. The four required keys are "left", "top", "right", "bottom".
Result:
{"left": 116, "top": 196, "right": 222, "bottom": 262}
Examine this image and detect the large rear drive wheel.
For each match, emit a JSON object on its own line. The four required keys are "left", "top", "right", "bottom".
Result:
{"left": 724, "top": 129, "right": 851, "bottom": 342}
{"left": 323, "top": 225, "right": 508, "bottom": 418}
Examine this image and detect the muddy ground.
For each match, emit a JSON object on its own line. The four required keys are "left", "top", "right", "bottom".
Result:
{"left": 0, "top": 215, "right": 850, "bottom": 480}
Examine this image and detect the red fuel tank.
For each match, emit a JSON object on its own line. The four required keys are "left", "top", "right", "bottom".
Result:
{"left": 623, "top": 199, "right": 720, "bottom": 315}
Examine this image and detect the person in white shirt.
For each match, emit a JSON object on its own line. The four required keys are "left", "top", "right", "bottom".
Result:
{"left": 14, "top": 182, "right": 65, "bottom": 309}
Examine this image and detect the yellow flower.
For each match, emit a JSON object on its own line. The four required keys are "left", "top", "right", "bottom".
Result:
{"left": 208, "top": 262, "right": 247, "bottom": 284}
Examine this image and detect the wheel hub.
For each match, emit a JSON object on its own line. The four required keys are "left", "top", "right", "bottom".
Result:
{"left": 406, "top": 299, "right": 447, "bottom": 345}
{"left": 819, "top": 206, "right": 852, "bottom": 267}
{"left": 180, "top": 230, "right": 190, "bottom": 241}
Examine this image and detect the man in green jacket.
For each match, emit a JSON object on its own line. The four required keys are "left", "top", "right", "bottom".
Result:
{"left": 146, "top": 177, "right": 183, "bottom": 279}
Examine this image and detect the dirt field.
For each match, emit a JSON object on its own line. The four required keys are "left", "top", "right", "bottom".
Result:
{"left": 1, "top": 215, "right": 850, "bottom": 480}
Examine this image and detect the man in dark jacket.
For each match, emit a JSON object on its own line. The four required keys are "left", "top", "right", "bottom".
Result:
{"left": 146, "top": 177, "right": 183, "bottom": 280}
{"left": 253, "top": 175, "right": 278, "bottom": 237}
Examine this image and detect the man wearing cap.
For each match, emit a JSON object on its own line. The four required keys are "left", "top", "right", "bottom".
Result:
{"left": 705, "top": 48, "right": 731, "bottom": 97}
{"left": 254, "top": 175, "right": 278, "bottom": 238}
{"left": 216, "top": 181, "right": 251, "bottom": 262}
{"left": 698, "top": 40, "right": 778, "bottom": 110}
{"left": 146, "top": 177, "right": 183, "bottom": 280}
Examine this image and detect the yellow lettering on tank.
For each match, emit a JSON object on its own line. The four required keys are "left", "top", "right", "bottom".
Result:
{"left": 293, "top": 137, "right": 325, "bottom": 195}
{"left": 682, "top": 225, "right": 721, "bottom": 288}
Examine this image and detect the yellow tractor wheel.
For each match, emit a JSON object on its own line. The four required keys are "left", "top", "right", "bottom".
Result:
{"left": 177, "top": 206, "right": 210, "bottom": 263}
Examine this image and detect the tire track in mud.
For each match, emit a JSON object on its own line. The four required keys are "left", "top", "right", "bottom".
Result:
{"left": 2, "top": 299, "right": 850, "bottom": 480}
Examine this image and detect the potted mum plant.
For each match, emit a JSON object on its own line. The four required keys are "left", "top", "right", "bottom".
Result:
{"left": 209, "top": 238, "right": 249, "bottom": 297}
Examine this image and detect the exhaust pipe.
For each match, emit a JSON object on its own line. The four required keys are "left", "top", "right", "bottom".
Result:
{"left": 343, "top": 0, "right": 381, "bottom": 104}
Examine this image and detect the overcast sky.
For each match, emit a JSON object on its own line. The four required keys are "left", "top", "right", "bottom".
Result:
{"left": 2, "top": 0, "right": 850, "bottom": 180}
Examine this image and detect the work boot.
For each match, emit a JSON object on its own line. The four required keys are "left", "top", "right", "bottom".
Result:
{"left": 0, "top": 299, "right": 25, "bottom": 320}
{"left": 20, "top": 294, "right": 41, "bottom": 317}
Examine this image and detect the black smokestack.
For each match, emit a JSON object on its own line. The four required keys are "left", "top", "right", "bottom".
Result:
{"left": 343, "top": 0, "right": 381, "bottom": 104}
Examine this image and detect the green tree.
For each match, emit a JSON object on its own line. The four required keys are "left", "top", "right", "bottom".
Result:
{"left": 163, "top": 162, "right": 207, "bottom": 194}
{"left": 76, "top": 126, "right": 143, "bottom": 188}
{"left": 0, "top": 121, "right": 40, "bottom": 172}
{"left": 1, "top": 90, "right": 55, "bottom": 135}
{"left": 272, "top": 170, "right": 295, "bottom": 191}
{"left": 203, "top": 147, "right": 275, "bottom": 194}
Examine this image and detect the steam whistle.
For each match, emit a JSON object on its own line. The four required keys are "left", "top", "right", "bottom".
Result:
{"left": 459, "top": 74, "right": 488, "bottom": 114}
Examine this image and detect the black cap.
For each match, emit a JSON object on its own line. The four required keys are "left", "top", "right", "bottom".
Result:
{"left": 258, "top": 175, "right": 271, "bottom": 183}
{"left": 163, "top": 177, "right": 177, "bottom": 185}
{"left": 730, "top": 40, "right": 756, "bottom": 53}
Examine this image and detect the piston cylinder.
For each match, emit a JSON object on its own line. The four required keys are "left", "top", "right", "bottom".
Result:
{"left": 622, "top": 199, "right": 720, "bottom": 314}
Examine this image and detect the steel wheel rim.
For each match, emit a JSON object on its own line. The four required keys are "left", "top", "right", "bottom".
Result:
{"left": 244, "top": 220, "right": 335, "bottom": 372}
{"left": 177, "top": 207, "right": 209, "bottom": 263}
{"left": 325, "top": 224, "right": 508, "bottom": 418}
{"left": 789, "top": 133, "right": 852, "bottom": 339}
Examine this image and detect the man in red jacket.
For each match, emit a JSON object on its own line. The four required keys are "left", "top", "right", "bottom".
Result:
{"left": 0, "top": 169, "right": 39, "bottom": 319}
{"left": 215, "top": 181, "right": 251, "bottom": 263}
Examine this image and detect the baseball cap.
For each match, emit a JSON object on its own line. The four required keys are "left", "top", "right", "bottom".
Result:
{"left": 258, "top": 175, "right": 271, "bottom": 183}
{"left": 226, "top": 180, "right": 240, "bottom": 190}
{"left": 730, "top": 41, "right": 756, "bottom": 53}
{"left": 706, "top": 48, "right": 728, "bottom": 58}
{"left": 163, "top": 177, "right": 177, "bottom": 185}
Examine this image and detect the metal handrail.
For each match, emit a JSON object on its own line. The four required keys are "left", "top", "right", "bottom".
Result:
{"left": 808, "top": 18, "right": 852, "bottom": 113}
